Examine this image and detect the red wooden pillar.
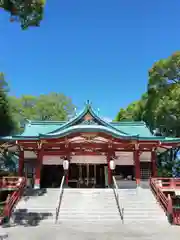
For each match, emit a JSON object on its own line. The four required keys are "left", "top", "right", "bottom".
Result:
{"left": 134, "top": 146, "right": 140, "bottom": 186}
{"left": 151, "top": 149, "right": 157, "bottom": 177}
{"left": 66, "top": 171, "right": 69, "bottom": 185}
{"left": 107, "top": 153, "right": 112, "bottom": 186}
{"left": 34, "top": 149, "right": 43, "bottom": 189}
{"left": 18, "top": 150, "right": 24, "bottom": 176}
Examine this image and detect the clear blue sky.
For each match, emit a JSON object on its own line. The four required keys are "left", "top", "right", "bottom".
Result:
{"left": 0, "top": 0, "right": 180, "bottom": 119}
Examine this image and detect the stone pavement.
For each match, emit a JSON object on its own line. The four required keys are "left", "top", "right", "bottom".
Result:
{"left": 1, "top": 221, "right": 180, "bottom": 240}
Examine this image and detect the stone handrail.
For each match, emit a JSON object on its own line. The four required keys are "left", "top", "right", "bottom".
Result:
{"left": 55, "top": 175, "right": 65, "bottom": 223}
{"left": 112, "top": 176, "right": 124, "bottom": 223}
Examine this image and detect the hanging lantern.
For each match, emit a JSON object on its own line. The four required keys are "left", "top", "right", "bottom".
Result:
{"left": 109, "top": 159, "right": 116, "bottom": 170}
{"left": 63, "top": 159, "right": 69, "bottom": 171}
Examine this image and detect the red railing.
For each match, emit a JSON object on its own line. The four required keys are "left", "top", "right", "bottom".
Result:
{"left": 0, "top": 176, "right": 24, "bottom": 189}
{"left": 173, "top": 210, "right": 180, "bottom": 225}
{"left": 0, "top": 177, "right": 26, "bottom": 224}
{"left": 151, "top": 178, "right": 180, "bottom": 190}
{"left": 150, "top": 178, "right": 180, "bottom": 225}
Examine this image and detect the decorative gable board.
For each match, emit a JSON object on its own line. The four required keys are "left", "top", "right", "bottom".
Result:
{"left": 77, "top": 113, "right": 99, "bottom": 125}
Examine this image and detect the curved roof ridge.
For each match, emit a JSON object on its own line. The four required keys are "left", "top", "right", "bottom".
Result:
{"left": 45, "top": 101, "right": 135, "bottom": 136}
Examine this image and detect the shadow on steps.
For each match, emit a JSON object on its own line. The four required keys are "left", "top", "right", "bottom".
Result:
{"left": 23, "top": 188, "right": 47, "bottom": 201}
{"left": 9, "top": 209, "right": 52, "bottom": 227}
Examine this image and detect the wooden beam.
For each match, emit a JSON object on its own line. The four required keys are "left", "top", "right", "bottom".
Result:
{"left": 42, "top": 148, "right": 153, "bottom": 155}
{"left": 43, "top": 151, "right": 104, "bottom": 156}
{"left": 15, "top": 134, "right": 180, "bottom": 150}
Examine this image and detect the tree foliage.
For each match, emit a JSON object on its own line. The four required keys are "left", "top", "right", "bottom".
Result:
{"left": 0, "top": 0, "right": 46, "bottom": 30}
{"left": 8, "top": 93, "right": 75, "bottom": 133}
{"left": 0, "top": 75, "right": 75, "bottom": 171}
{"left": 0, "top": 73, "right": 15, "bottom": 136}
{"left": 115, "top": 51, "right": 180, "bottom": 176}
{"left": 116, "top": 51, "right": 180, "bottom": 137}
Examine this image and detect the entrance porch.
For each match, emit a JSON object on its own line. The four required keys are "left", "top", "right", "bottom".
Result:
{"left": 38, "top": 161, "right": 138, "bottom": 189}
{"left": 68, "top": 163, "right": 106, "bottom": 188}
{"left": 39, "top": 163, "right": 107, "bottom": 188}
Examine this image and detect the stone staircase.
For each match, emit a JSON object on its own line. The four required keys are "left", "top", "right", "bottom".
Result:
{"left": 10, "top": 187, "right": 169, "bottom": 226}
{"left": 57, "top": 188, "right": 121, "bottom": 223}
{"left": 119, "top": 188, "right": 168, "bottom": 224}
{"left": 11, "top": 188, "right": 59, "bottom": 225}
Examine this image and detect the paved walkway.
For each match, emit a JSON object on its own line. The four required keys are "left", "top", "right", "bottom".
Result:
{"left": 1, "top": 221, "right": 180, "bottom": 240}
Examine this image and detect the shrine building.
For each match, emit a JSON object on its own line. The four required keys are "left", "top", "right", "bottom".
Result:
{"left": 3, "top": 101, "right": 180, "bottom": 189}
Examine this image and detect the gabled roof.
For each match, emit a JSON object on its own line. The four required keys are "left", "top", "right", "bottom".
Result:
{"left": 39, "top": 100, "right": 136, "bottom": 138}
{"left": 3, "top": 100, "right": 180, "bottom": 143}
{"left": 111, "top": 121, "right": 154, "bottom": 137}
{"left": 20, "top": 120, "right": 65, "bottom": 137}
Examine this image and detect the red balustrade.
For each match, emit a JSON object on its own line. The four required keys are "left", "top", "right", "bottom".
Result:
{"left": 150, "top": 178, "right": 180, "bottom": 225}
{"left": 0, "top": 176, "right": 26, "bottom": 224}
{"left": 151, "top": 178, "right": 180, "bottom": 190}
{"left": 0, "top": 176, "right": 24, "bottom": 190}
{"left": 173, "top": 210, "right": 180, "bottom": 225}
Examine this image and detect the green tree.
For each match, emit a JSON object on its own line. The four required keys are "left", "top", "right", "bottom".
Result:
{"left": 115, "top": 51, "right": 180, "bottom": 177}
{"left": 0, "top": 73, "right": 15, "bottom": 136}
{"left": 148, "top": 51, "right": 180, "bottom": 92}
{"left": 152, "top": 85, "right": 180, "bottom": 136}
{"left": 146, "top": 51, "right": 180, "bottom": 134}
{"left": 115, "top": 95, "right": 147, "bottom": 122}
{"left": 9, "top": 93, "right": 75, "bottom": 132}
{"left": 35, "top": 93, "right": 75, "bottom": 121}
{"left": 0, "top": 0, "right": 46, "bottom": 30}
{"left": 115, "top": 102, "right": 140, "bottom": 121}
{"left": 115, "top": 51, "right": 180, "bottom": 137}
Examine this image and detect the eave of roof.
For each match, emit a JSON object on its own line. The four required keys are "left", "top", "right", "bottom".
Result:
{"left": 39, "top": 125, "right": 138, "bottom": 139}
{"left": 1, "top": 101, "right": 180, "bottom": 144}
{"left": 2, "top": 133, "right": 180, "bottom": 145}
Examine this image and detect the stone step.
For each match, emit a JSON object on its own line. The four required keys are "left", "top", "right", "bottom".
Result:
{"left": 20, "top": 199, "right": 59, "bottom": 203}
{"left": 15, "top": 208, "right": 57, "bottom": 212}
{"left": 124, "top": 217, "right": 167, "bottom": 220}
{"left": 58, "top": 211, "right": 119, "bottom": 215}
{"left": 60, "top": 206, "right": 119, "bottom": 210}
{"left": 62, "top": 193, "right": 115, "bottom": 196}
{"left": 56, "top": 219, "right": 123, "bottom": 223}
{"left": 60, "top": 202, "right": 117, "bottom": 206}
{"left": 62, "top": 197, "right": 115, "bottom": 199}
{"left": 12, "top": 188, "right": 168, "bottom": 225}
{"left": 115, "top": 208, "right": 163, "bottom": 211}
{"left": 55, "top": 219, "right": 167, "bottom": 224}
{"left": 58, "top": 211, "right": 120, "bottom": 214}
{"left": 62, "top": 197, "right": 115, "bottom": 200}
{"left": 122, "top": 212, "right": 165, "bottom": 216}
{"left": 57, "top": 210, "right": 164, "bottom": 215}
{"left": 58, "top": 215, "right": 166, "bottom": 220}
{"left": 58, "top": 215, "right": 121, "bottom": 220}
{"left": 57, "top": 217, "right": 167, "bottom": 222}
{"left": 61, "top": 199, "right": 116, "bottom": 202}
{"left": 121, "top": 203, "right": 159, "bottom": 206}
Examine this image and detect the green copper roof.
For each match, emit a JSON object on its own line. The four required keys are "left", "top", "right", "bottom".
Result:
{"left": 20, "top": 121, "right": 65, "bottom": 137}
{"left": 111, "top": 121, "right": 154, "bottom": 137}
{"left": 40, "top": 125, "right": 135, "bottom": 139}
{"left": 4, "top": 100, "right": 180, "bottom": 143}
